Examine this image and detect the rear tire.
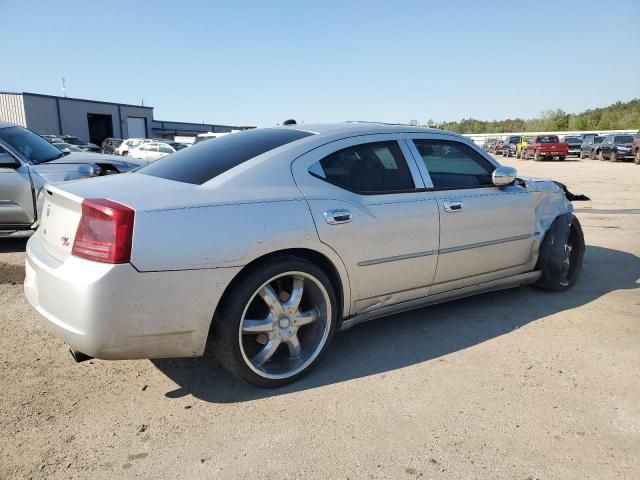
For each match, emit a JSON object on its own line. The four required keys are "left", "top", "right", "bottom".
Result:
{"left": 598, "top": 151, "right": 605, "bottom": 161}
{"left": 635, "top": 149, "right": 640, "bottom": 165}
{"left": 211, "top": 255, "right": 338, "bottom": 387}
{"left": 534, "top": 150, "right": 540, "bottom": 161}
{"left": 533, "top": 214, "right": 584, "bottom": 292}
{"left": 610, "top": 151, "right": 618, "bottom": 162}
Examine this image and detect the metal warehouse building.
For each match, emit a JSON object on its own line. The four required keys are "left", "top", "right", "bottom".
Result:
{"left": 0, "top": 91, "right": 250, "bottom": 146}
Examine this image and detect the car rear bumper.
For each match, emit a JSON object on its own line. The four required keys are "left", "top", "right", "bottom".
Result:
{"left": 24, "top": 231, "right": 241, "bottom": 360}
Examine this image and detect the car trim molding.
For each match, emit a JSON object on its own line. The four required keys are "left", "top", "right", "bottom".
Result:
{"left": 357, "top": 249, "right": 437, "bottom": 267}
{"left": 358, "top": 234, "right": 532, "bottom": 267}
{"left": 439, "top": 233, "right": 532, "bottom": 254}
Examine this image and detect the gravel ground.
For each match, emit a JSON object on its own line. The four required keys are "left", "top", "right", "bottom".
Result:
{"left": 1, "top": 156, "right": 639, "bottom": 479}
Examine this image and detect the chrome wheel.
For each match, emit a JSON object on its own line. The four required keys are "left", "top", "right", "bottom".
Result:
{"left": 239, "top": 271, "right": 331, "bottom": 380}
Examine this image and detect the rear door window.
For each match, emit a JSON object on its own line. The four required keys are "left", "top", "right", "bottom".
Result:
{"left": 139, "top": 128, "right": 314, "bottom": 184}
{"left": 309, "top": 141, "right": 415, "bottom": 194}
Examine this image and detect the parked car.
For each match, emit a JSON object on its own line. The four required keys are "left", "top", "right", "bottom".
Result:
{"left": 500, "top": 135, "right": 521, "bottom": 157}
{"left": 102, "top": 138, "right": 123, "bottom": 155}
{"left": 58, "top": 135, "right": 102, "bottom": 153}
{"left": 515, "top": 136, "right": 532, "bottom": 159}
{"left": 562, "top": 135, "right": 583, "bottom": 157}
{"left": 24, "top": 123, "right": 585, "bottom": 387}
{"left": 522, "top": 135, "right": 568, "bottom": 161}
{"left": 597, "top": 134, "right": 635, "bottom": 162}
{"left": 41, "top": 135, "right": 64, "bottom": 144}
{"left": 128, "top": 141, "right": 186, "bottom": 162}
{"left": 483, "top": 138, "right": 499, "bottom": 152}
{"left": 117, "top": 138, "right": 145, "bottom": 156}
{"left": 633, "top": 130, "right": 640, "bottom": 165}
{"left": 490, "top": 139, "right": 504, "bottom": 155}
{"left": 195, "top": 132, "right": 233, "bottom": 144}
{"left": 579, "top": 135, "right": 605, "bottom": 159}
{"left": 0, "top": 122, "right": 145, "bottom": 236}
{"left": 54, "top": 143, "right": 84, "bottom": 153}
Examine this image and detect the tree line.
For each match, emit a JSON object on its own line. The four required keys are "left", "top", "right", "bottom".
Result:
{"left": 434, "top": 99, "right": 640, "bottom": 134}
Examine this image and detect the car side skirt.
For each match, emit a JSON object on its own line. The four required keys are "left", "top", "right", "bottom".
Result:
{"left": 339, "top": 270, "right": 541, "bottom": 331}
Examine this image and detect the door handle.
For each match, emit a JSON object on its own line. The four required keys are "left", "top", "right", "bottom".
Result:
{"left": 443, "top": 200, "right": 463, "bottom": 213}
{"left": 324, "top": 209, "right": 352, "bottom": 225}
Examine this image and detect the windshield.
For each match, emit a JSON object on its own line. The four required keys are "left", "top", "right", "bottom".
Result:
{"left": 169, "top": 143, "right": 187, "bottom": 151}
{"left": 509, "top": 136, "right": 521, "bottom": 143}
{"left": 537, "top": 136, "right": 559, "bottom": 143}
{"left": 614, "top": 135, "right": 633, "bottom": 144}
{"left": 64, "top": 136, "right": 85, "bottom": 145}
{"left": 594, "top": 136, "right": 605, "bottom": 144}
{"left": 0, "top": 126, "right": 63, "bottom": 163}
{"left": 56, "top": 143, "right": 83, "bottom": 152}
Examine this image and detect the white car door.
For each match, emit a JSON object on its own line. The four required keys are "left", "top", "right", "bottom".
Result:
{"left": 292, "top": 134, "right": 440, "bottom": 314}
{"left": 405, "top": 134, "right": 536, "bottom": 294}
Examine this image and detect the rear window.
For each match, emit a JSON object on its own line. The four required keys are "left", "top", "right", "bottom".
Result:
{"left": 565, "top": 136, "right": 581, "bottom": 143}
{"left": 138, "top": 128, "right": 314, "bottom": 184}
{"left": 537, "top": 136, "right": 559, "bottom": 143}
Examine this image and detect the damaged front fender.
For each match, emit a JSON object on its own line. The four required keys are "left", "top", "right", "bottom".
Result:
{"left": 518, "top": 177, "right": 580, "bottom": 263}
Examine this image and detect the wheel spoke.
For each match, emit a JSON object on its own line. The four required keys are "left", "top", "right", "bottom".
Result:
{"left": 284, "top": 276, "right": 304, "bottom": 312}
{"left": 242, "top": 317, "right": 274, "bottom": 334}
{"left": 252, "top": 337, "right": 281, "bottom": 366}
{"left": 293, "top": 307, "right": 319, "bottom": 327}
{"left": 258, "top": 284, "right": 283, "bottom": 315}
{"left": 284, "top": 335, "right": 301, "bottom": 358}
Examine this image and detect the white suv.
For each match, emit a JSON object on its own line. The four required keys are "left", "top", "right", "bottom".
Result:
{"left": 117, "top": 138, "right": 145, "bottom": 156}
{"left": 128, "top": 141, "right": 186, "bottom": 162}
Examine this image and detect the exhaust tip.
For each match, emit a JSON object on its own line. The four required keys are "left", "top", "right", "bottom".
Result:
{"left": 69, "top": 348, "right": 93, "bottom": 363}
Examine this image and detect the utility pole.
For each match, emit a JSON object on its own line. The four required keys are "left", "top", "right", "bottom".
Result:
{"left": 61, "top": 77, "right": 67, "bottom": 97}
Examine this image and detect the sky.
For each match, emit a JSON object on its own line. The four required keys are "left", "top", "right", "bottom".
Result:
{"left": 2, "top": 0, "right": 639, "bottom": 127}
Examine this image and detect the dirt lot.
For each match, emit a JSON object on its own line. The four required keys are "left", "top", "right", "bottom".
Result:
{"left": 1, "top": 155, "right": 639, "bottom": 480}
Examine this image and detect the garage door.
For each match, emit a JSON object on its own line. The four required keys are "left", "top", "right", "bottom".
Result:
{"left": 127, "top": 117, "right": 146, "bottom": 138}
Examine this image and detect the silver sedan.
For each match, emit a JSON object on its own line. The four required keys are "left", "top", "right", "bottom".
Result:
{"left": 24, "top": 123, "right": 584, "bottom": 386}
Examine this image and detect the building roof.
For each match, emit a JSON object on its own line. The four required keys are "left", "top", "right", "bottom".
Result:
{"left": 0, "top": 91, "right": 154, "bottom": 110}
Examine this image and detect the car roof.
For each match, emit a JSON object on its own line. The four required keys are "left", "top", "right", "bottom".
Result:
{"left": 0, "top": 121, "right": 17, "bottom": 129}
{"left": 284, "top": 122, "right": 458, "bottom": 137}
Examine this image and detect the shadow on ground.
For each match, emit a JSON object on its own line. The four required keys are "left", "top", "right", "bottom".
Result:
{"left": 156, "top": 245, "right": 636, "bottom": 402}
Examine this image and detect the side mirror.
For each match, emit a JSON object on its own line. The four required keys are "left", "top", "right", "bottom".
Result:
{"left": 492, "top": 166, "right": 517, "bottom": 186}
{"left": 0, "top": 152, "right": 20, "bottom": 168}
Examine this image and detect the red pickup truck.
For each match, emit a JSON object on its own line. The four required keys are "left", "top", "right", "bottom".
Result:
{"left": 522, "top": 135, "right": 569, "bottom": 161}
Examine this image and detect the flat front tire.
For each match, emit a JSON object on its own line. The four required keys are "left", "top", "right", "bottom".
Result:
{"left": 211, "top": 256, "right": 338, "bottom": 387}
{"left": 533, "top": 214, "right": 585, "bottom": 292}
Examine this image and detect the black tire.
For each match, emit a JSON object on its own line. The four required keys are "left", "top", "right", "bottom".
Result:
{"left": 534, "top": 150, "right": 540, "bottom": 161}
{"left": 533, "top": 214, "right": 584, "bottom": 292}
{"left": 579, "top": 151, "right": 585, "bottom": 159}
{"left": 610, "top": 151, "right": 618, "bottom": 162}
{"left": 211, "top": 255, "right": 338, "bottom": 387}
{"left": 558, "top": 156, "right": 565, "bottom": 161}
{"left": 635, "top": 149, "right": 640, "bottom": 165}
{"left": 598, "top": 151, "right": 605, "bottom": 161}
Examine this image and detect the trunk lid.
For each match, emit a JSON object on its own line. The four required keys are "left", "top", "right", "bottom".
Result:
{"left": 39, "top": 185, "right": 84, "bottom": 262}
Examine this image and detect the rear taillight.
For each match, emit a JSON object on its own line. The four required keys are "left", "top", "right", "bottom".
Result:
{"left": 72, "top": 198, "right": 134, "bottom": 263}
